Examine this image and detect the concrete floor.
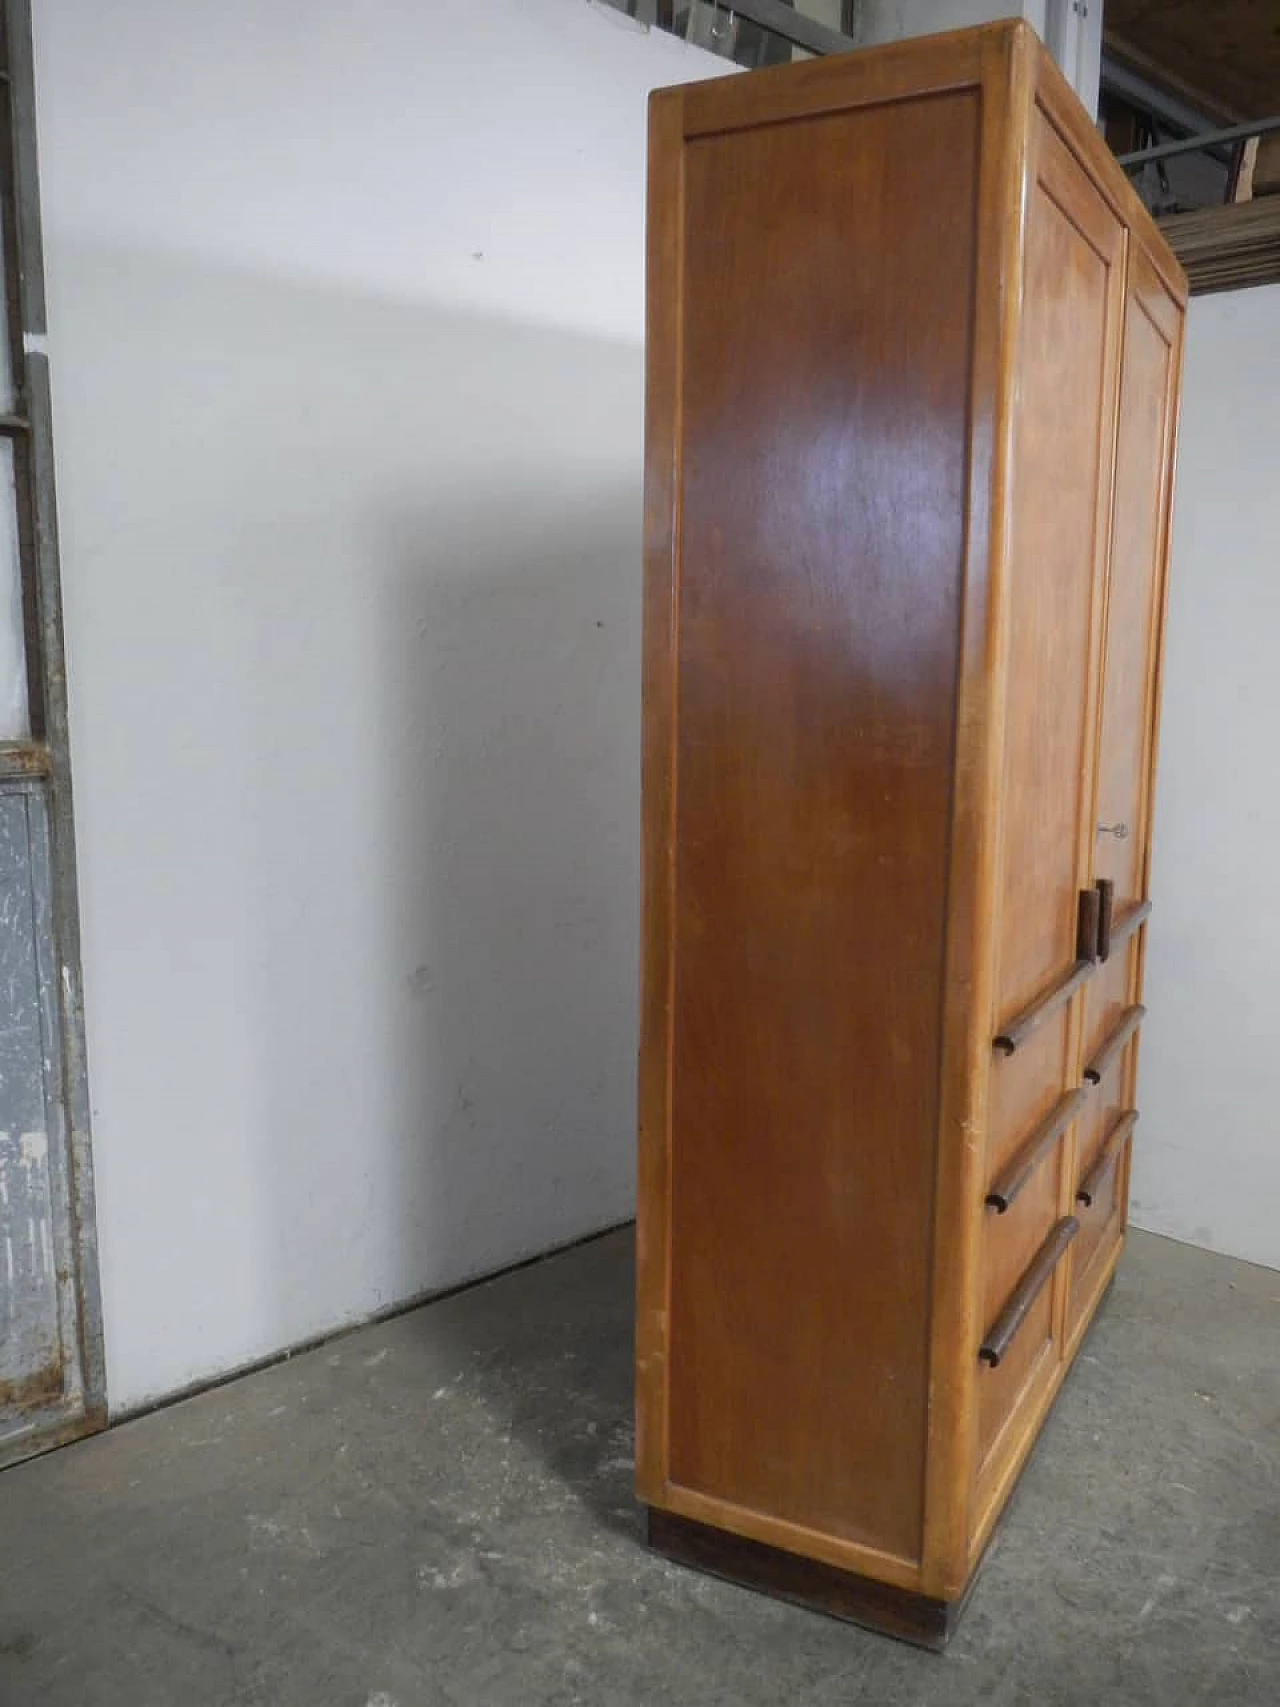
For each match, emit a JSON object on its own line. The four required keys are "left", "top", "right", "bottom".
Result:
{"left": 1, "top": 1228, "right": 1276, "bottom": 1706}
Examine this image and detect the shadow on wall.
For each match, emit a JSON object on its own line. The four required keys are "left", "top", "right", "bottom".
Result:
{"left": 47, "top": 239, "right": 645, "bottom": 1399}
{"left": 374, "top": 492, "right": 643, "bottom": 1289}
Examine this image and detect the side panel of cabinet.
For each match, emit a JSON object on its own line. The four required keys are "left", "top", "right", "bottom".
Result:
{"left": 1068, "top": 248, "right": 1184, "bottom": 1337}
{"left": 977, "top": 112, "right": 1125, "bottom": 1501}
{"left": 642, "top": 89, "right": 981, "bottom": 1570}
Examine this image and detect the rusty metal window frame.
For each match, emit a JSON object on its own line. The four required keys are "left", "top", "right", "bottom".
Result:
{"left": 0, "top": 0, "right": 48, "bottom": 769}
{"left": 0, "top": 0, "right": 106, "bottom": 1459}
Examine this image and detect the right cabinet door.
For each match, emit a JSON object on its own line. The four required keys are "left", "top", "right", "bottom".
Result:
{"left": 1070, "top": 243, "right": 1184, "bottom": 1334}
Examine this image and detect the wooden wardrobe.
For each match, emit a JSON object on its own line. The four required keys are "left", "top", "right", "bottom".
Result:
{"left": 637, "top": 20, "right": 1186, "bottom": 1647}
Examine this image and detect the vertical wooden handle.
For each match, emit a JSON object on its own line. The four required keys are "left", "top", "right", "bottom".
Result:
{"left": 1077, "top": 887, "right": 1101, "bottom": 963}
{"left": 1095, "top": 878, "right": 1115, "bottom": 962}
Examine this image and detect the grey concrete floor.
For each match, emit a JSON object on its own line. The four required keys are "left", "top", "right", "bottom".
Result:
{"left": 1, "top": 1227, "right": 1277, "bottom": 1706}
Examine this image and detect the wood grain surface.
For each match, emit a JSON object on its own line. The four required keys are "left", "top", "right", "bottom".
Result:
{"left": 638, "top": 19, "right": 1187, "bottom": 1635}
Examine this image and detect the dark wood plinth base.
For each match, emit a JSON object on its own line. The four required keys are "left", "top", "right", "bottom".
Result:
{"left": 646, "top": 1508, "right": 969, "bottom": 1651}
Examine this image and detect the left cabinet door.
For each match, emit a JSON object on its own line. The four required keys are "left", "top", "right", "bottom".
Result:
{"left": 979, "top": 110, "right": 1126, "bottom": 1491}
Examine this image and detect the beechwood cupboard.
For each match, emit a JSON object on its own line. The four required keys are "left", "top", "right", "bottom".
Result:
{"left": 637, "top": 21, "right": 1186, "bottom": 1647}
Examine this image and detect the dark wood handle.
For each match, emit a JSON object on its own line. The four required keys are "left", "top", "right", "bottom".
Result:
{"left": 1095, "top": 877, "right": 1115, "bottom": 961}
{"left": 986, "top": 1087, "right": 1089, "bottom": 1214}
{"left": 1076, "top": 1110, "right": 1138, "bottom": 1206}
{"left": 1107, "top": 898, "right": 1152, "bottom": 954}
{"left": 1077, "top": 887, "right": 1101, "bottom": 964}
{"left": 979, "top": 1217, "right": 1079, "bottom": 1368}
{"left": 994, "top": 960, "right": 1094, "bottom": 1056}
{"left": 1083, "top": 1004, "right": 1146, "bottom": 1085}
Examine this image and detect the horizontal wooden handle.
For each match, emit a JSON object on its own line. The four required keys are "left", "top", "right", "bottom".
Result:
{"left": 1076, "top": 1110, "right": 1138, "bottom": 1207}
{"left": 986, "top": 1087, "right": 1089, "bottom": 1214}
{"left": 1105, "top": 899, "right": 1152, "bottom": 959}
{"left": 1083, "top": 1004, "right": 1146, "bottom": 1085}
{"left": 994, "top": 959, "right": 1094, "bottom": 1056}
{"left": 979, "top": 1217, "right": 1079, "bottom": 1368}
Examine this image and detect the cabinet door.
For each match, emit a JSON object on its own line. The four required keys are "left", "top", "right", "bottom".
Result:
{"left": 980, "top": 114, "right": 1125, "bottom": 1470}
{"left": 1070, "top": 245, "right": 1183, "bottom": 1325}
{"left": 989, "top": 117, "right": 1125, "bottom": 1056}
{"left": 1091, "top": 250, "right": 1182, "bottom": 926}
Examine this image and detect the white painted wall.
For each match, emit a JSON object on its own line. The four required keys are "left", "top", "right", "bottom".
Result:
{"left": 36, "top": 0, "right": 1267, "bottom": 1420}
{"left": 32, "top": 0, "right": 726, "bottom": 1412}
{"left": 1131, "top": 283, "right": 1280, "bottom": 1273}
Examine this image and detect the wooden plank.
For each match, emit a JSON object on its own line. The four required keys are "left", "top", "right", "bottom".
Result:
{"left": 1234, "top": 137, "right": 1259, "bottom": 204}
{"left": 1158, "top": 199, "right": 1280, "bottom": 295}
